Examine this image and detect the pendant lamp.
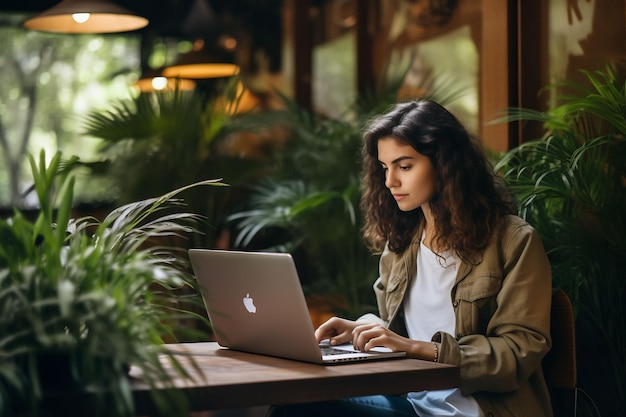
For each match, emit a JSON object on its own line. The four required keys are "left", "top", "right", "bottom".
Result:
{"left": 133, "top": 68, "right": 196, "bottom": 93}
{"left": 162, "top": 39, "right": 240, "bottom": 79}
{"left": 23, "top": 0, "right": 149, "bottom": 34}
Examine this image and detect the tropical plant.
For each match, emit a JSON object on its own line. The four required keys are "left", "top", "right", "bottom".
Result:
{"left": 494, "top": 66, "right": 626, "bottom": 416}
{"left": 0, "top": 149, "right": 226, "bottom": 417}
{"left": 80, "top": 78, "right": 275, "bottom": 249}
{"left": 228, "top": 76, "right": 467, "bottom": 318}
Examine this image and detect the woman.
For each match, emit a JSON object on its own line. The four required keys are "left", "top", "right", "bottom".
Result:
{"left": 269, "top": 100, "right": 553, "bottom": 417}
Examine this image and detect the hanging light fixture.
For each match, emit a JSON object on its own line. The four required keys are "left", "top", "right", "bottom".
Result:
{"left": 23, "top": 0, "right": 149, "bottom": 34}
{"left": 160, "top": 0, "right": 239, "bottom": 79}
{"left": 162, "top": 39, "right": 240, "bottom": 79}
{"left": 133, "top": 68, "right": 196, "bottom": 93}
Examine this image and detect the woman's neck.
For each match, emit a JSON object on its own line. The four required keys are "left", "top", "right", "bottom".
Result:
{"left": 421, "top": 204, "right": 446, "bottom": 253}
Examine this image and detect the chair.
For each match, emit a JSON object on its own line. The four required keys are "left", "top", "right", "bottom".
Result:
{"left": 542, "top": 289, "right": 577, "bottom": 417}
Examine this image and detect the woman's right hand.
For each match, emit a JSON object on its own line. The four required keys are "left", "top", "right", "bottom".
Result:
{"left": 314, "top": 317, "right": 359, "bottom": 346}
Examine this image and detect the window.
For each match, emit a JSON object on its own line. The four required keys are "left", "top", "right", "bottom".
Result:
{"left": 0, "top": 13, "right": 140, "bottom": 207}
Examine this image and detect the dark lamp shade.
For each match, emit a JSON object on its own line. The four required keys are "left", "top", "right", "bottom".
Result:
{"left": 23, "top": 0, "right": 149, "bottom": 34}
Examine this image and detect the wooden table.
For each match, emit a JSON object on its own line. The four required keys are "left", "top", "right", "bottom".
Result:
{"left": 129, "top": 342, "right": 460, "bottom": 414}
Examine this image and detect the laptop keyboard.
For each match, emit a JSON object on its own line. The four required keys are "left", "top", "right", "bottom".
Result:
{"left": 320, "top": 345, "right": 359, "bottom": 356}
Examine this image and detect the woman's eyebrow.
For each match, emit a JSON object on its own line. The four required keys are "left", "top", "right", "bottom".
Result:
{"left": 379, "top": 155, "right": 414, "bottom": 165}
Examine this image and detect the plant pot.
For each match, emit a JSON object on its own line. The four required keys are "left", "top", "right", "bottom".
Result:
{"left": 36, "top": 353, "right": 79, "bottom": 391}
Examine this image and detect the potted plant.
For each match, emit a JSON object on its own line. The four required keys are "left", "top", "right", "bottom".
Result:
{"left": 0, "top": 149, "right": 226, "bottom": 416}
{"left": 80, "top": 79, "right": 277, "bottom": 250}
{"left": 494, "top": 65, "right": 626, "bottom": 416}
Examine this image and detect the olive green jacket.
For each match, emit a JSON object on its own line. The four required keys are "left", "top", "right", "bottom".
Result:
{"left": 364, "top": 215, "right": 553, "bottom": 417}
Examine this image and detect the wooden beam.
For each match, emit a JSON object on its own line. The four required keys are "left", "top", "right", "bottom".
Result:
{"left": 356, "top": 0, "right": 376, "bottom": 96}
{"left": 479, "top": 0, "right": 517, "bottom": 153}
{"left": 517, "top": 0, "right": 549, "bottom": 144}
{"left": 291, "top": 0, "right": 313, "bottom": 109}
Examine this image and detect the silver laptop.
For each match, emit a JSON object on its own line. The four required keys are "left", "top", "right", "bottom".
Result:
{"left": 188, "top": 249, "right": 406, "bottom": 364}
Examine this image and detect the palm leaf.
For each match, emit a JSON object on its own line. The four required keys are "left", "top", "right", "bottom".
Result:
{"left": 496, "top": 65, "right": 626, "bottom": 413}
{"left": 0, "top": 150, "right": 226, "bottom": 416}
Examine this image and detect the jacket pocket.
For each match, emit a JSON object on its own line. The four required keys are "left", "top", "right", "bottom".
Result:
{"left": 373, "top": 277, "right": 387, "bottom": 319}
{"left": 454, "top": 275, "right": 501, "bottom": 337}
{"left": 374, "top": 276, "right": 404, "bottom": 322}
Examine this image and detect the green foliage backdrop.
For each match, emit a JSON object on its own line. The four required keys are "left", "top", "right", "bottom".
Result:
{"left": 495, "top": 66, "right": 626, "bottom": 416}
{"left": 0, "top": 14, "right": 140, "bottom": 207}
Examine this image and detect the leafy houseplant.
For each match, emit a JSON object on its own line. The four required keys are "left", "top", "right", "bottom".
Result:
{"left": 0, "top": 150, "right": 225, "bottom": 416}
{"left": 494, "top": 66, "right": 626, "bottom": 416}
{"left": 80, "top": 79, "right": 273, "bottom": 250}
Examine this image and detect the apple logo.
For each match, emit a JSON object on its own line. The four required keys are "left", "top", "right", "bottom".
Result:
{"left": 243, "top": 293, "right": 256, "bottom": 313}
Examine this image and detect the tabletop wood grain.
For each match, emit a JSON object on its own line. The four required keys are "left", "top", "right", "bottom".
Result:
{"left": 129, "top": 342, "right": 460, "bottom": 412}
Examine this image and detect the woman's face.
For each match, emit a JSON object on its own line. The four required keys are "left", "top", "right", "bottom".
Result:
{"left": 377, "top": 136, "right": 436, "bottom": 212}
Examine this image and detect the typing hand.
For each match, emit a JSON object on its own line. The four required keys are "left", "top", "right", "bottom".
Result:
{"left": 315, "top": 317, "right": 359, "bottom": 346}
{"left": 351, "top": 322, "right": 409, "bottom": 353}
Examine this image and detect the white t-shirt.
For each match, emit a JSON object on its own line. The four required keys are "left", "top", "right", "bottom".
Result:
{"left": 403, "top": 240, "right": 483, "bottom": 417}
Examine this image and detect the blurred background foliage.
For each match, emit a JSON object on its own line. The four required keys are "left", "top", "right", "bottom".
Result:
{"left": 79, "top": 78, "right": 277, "bottom": 249}
{"left": 0, "top": 14, "right": 139, "bottom": 207}
{"left": 495, "top": 65, "right": 626, "bottom": 415}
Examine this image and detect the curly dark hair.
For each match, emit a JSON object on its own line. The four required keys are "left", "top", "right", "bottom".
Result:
{"left": 360, "top": 100, "right": 515, "bottom": 262}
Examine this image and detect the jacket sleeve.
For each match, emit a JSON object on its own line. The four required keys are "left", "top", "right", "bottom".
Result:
{"left": 357, "top": 244, "right": 396, "bottom": 326}
{"left": 357, "top": 243, "right": 395, "bottom": 324}
{"left": 433, "top": 220, "right": 553, "bottom": 395}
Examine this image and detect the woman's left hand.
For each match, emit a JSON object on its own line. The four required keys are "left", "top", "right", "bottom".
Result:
{"left": 351, "top": 322, "right": 412, "bottom": 352}
{"left": 351, "top": 323, "right": 439, "bottom": 361}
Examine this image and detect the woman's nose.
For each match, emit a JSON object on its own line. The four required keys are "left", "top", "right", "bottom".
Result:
{"left": 385, "top": 170, "right": 398, "bottom": 188}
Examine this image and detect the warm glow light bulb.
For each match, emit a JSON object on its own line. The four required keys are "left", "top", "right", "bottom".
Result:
{"left": 151, "top": 76, "right": 168, "bottom": 91}
{"left": 72, "top": 13, "right": 91, "bottom": 24}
